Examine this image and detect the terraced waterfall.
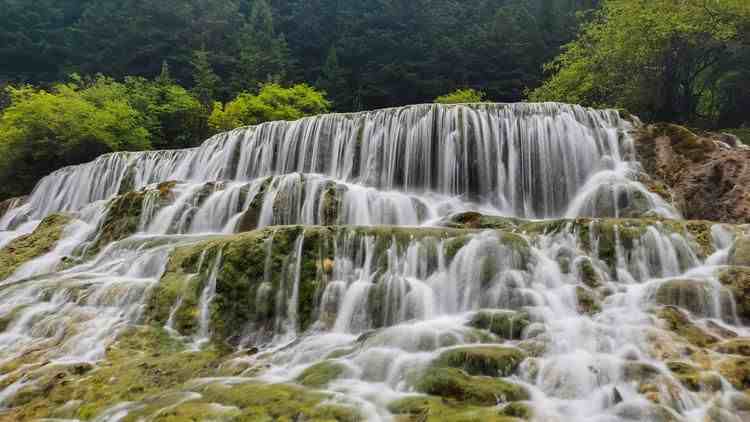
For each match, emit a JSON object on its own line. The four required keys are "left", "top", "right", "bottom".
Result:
{"left": 0, "top": 103, "right": 748, "bottom": 422}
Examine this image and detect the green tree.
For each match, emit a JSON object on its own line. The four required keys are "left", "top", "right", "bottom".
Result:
{"left": 0, "top": 78, "right": 151, "bottom": 199}
{"left": 123, "top": 77, "right": 208, "bottom": 149}
{"left": 233, "top": 0, "right": 291, "bottom": 92}
{"left": 435, "top": 88, "right": 487, "bottom": 104}
{"left": 156, "top": 60, "right": 174, "bottom": 86}
{"left": 209, "top": 83, "right": 330, "bottom": 131}
{"left": 530, "top": 0, "right": 750, "bottom": 126}
{"left": 316, "top": 46, "right": 348, "bottom": 110}
{"left": 191, "top": 49, "right": 220, "bottom": 107}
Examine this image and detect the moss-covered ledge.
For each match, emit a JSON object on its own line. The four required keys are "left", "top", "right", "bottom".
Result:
{"left": 442, "top": 212, "right": 725, "bottom": 261}
{"left": 0, "top": 213, "right": 72, "bottom": 280}
{"left": 145, "top": 225, "right": 527, "bottom": 347}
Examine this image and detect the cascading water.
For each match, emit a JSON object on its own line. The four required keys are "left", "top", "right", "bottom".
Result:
{"left": 0, "top": 103, "right": 745, "bottom": 422}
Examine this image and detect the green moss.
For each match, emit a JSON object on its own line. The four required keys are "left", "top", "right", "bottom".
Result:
{"left": 717, "top": 357, "right": 750, "bottom": 391}
{"left": 468, "top": 310, "right": 530, "bottom": 340}
{"left": 718, "top": 266, "right": 750, "bottom": 323}
{"left": 129, "top": 400, "right": 242, "bottom": 421}
{"left": 0, "top": 213, "right": 72, "bottom": 280}
{"left": 654, "top": 279, "right": 714, "bottom": 316}
{"left": 649, "top": 123, "right": 715, "bottom": 162}
{"left": 576, "top": 286, "right": 602, "bottom": 315}
{"left": 442, "top": 212, "right": 523, "bottom": 231}
{"left": 5, "top": 326, "right": 225, "bottom": 420}
{"left": 88, "top": 182, "right": 175, "bottom": 255}
{"left": 196, "top": 381, "right": 361, "bottom": 421}
{"left": 666, "top": 361, "right": 721, "bottom": 392}
{"left": 237, "top": 177, "right": 273, "bottom": 232}
{"left": 576, "top": 257, "right": 602, "bottom": 289}
{"left": 387, "top": 396, "right": 524, "bottom": 422}
{"left": 415, "top": 367, "right": 528, "bottom": 406}
{"left": 444, "top": 235, "right": 473, "bottom": 260}
{"left": 433, "top": 346, "right": 526, "bottom": 377}
{"left": 730, "top": 235, "right": 750, "bottom": 267}
{"left": 714, "top": 339, "right": 750, "bottom": 356}
{"left": 657, "top": 306, "right": 718, "bottom": 347}
{"left": 296, "top": 360, "right": 347, "bottom": 388}
{"left": 720, "top": 128, "right": 750, "bottom": 145}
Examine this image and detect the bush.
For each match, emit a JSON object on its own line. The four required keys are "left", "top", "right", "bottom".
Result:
{"left": 434, "top": 88, "right": 487, "bottom": 104}
{"left": 209, "top": 83, "right": 331, "bottom": 132}
{"left": 0, "top": 78, "right": 151, "bottom": 199}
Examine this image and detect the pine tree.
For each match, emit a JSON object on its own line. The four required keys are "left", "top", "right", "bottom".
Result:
{"left": 191, "top": 49, "right": 220, "bottom": 107}
{"left": 233, "top": 0, "right": 290, "bottom": 92}
{"left": 156, "top": 60, "right": 174, "bottom": 85}
{"left": 317, "top": 46, "right": 348, "bottom": 110}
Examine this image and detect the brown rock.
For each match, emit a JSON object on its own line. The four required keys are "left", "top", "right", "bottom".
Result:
{"left": 635, "top": 124, "right": 750, "bottom": 223}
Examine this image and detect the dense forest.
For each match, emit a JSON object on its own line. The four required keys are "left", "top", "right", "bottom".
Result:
{"left": 0, "top": 0, "right": 748, "bottom": 200}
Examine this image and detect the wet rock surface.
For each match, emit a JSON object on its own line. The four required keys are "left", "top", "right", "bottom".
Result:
{"left": 635, "top": 123, "right": 750, "bottom": 223}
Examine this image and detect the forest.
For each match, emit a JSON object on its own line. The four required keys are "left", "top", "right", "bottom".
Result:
{"left": 0, "top": 0, "right": 748, "bottom": 200}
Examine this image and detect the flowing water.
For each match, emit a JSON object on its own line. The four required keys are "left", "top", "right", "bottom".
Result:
{"left": 0, "top": 103, "right": 746, "bottom": 421}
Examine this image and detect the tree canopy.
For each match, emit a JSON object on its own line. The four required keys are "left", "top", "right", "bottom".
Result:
{"left": 209, "top": 83, "right": 330, "bottom": 132}
{"left": 530, "top": 0, "right": 750, "bottom": 127}
{"left": 435, "top": 89, "right": 487, "bottom": 104}
{"left": 0, "top": 0, "right": 599, "bottom": 109}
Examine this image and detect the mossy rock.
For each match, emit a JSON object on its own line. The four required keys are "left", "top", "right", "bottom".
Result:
{"left": 666, "top": 361, "right": 722, "bottom": 392}
{"left": 88, "top": 182, "right": 176, "bottom": 255}
{"left": 2, "top": 326, "right": 226, "bottom": 420}
{"left": 612, "top": 401, "right": 682, "bottom": 422}
{"left": 0, "top": 213, "right": 72, "bottom": 280}
{"left": 718, "top": 266, "right": 750, "bottom": 323}
{"left": 467, "top": 310, "right": 530, "bottom": 340}
{"left": 730, "top": 235, "right": 750, "bottom": 267}
{"left": 415, "top": 367, "right": 528, "bottom": 406}
{"left": 150, "top": 225, "right": 488, "bottom": 345}
{"left": 621, "top": 361, "right": 662, "bottom": 384}
{"left": 649, "top": 123, "right": 716, "bottom": 162}
{"left": 575, "top": 286, "right": 602, "bottom": 315}
{"left": 657, "top": 306, "right": 718, "bottom": 347}
{"left": 433, "top": 346, "right": 526, "bottom": 377}
{"left": 1, "top": 362, "right": 94, "bottom": 408}
{"left": 654, "top": 279, "right": 725, "bottom": 318}
{"left": 717, "top": 357, "right": 750, "bottom": 391}
{"left": 441, "top": 212, "right": 523, "bottom": 231}
{"left": 714, "top": 338, "right": 750, "bottom": 356}
{"left": 296, "top": 360, "right": 348, "bottom": 387}
{"left": 575, "top": 257, "right": 603, "bottom": 289}
{"left": 387, "top": 396, "right": 525, "bottom": 422}
{"left": 195, "top": 381, "right": 361, "bottom": 421}
{"left": 128, "top": 400, "right": 242, "bottom": 421}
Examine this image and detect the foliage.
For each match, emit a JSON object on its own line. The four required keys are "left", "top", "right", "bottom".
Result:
{"left": 233, "top": 0, "right": 291, "bottom": 93}
{"left": 435, "top": 88, "right": 487, "bottom": 104}
{"left": 0, "top": 78, "right": 150, "bottom": 198}
{"left": 190, "top": 49, "right": 220, "bottom": 107}
{"left": 0, "top": 0, "right": 599, "bottom": 109}
{"left": 209, "top": 83, "right": 330, "bottom": 131}
{"left": 530, "top": 0, "right": 750, "bottom": 127}
{"left": 0, "top": 73, "right": 213, "bottom": 199}
{"left": 124, "top": 76, "right": 208, "bottom": 149}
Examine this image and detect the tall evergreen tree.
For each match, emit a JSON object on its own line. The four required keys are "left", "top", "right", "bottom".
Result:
{"left": 233, "top": 0, "right": 290, "bottom": 92}
{"left": 156, "top": 60, "right": 174, "bottom": 85}
{"left": 316, "top": 46, "right": 348, "bottom": 110}
{"left": 191, "top": 49, "right": 220, "bottom": 107}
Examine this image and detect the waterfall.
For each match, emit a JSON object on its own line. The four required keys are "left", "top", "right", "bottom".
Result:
{"left": 0, "top": 103, "right": 675, "bottom": 232}
{"left": 1, "top": 102, "right": 744, "bottom": 422}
